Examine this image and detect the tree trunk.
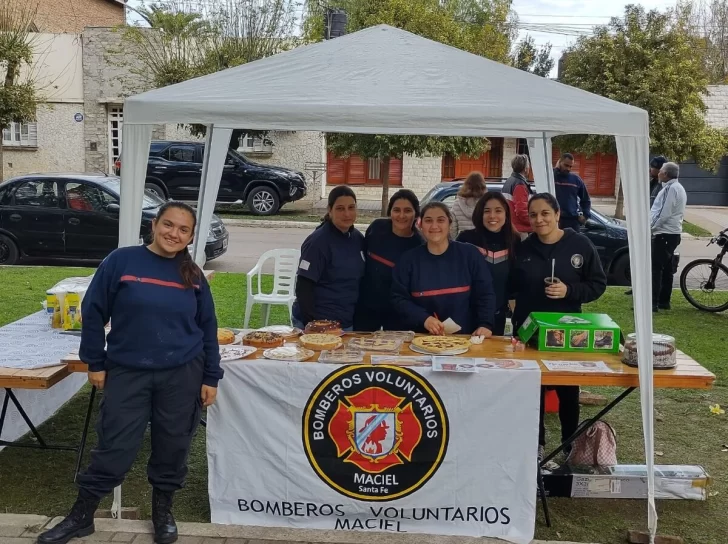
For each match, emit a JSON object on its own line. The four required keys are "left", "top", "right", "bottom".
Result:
{"left": 614, "top": 182, "right": 625, "bottom": 219}
{"left": 380, "top": 156, "right": 390, "bottom": 217}
{"left": 0, "top": 139, "right": 4, "bottom": 183}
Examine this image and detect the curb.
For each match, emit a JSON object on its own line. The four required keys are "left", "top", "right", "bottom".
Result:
{"left": 221, "top": 218, "right": 370, "bottom": 230}
{"left": 0, "top": 514, "right": 600, "bottom": 544}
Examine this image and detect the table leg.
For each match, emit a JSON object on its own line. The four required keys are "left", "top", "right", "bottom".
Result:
{"left": 199, "top": 418, "right": 206, "bottom": 428}
{"left": 74, "top": 386, "right": 97, "bottom": 482}
{"left": 0, "top": 390, "right": 10, "bottom": 440}
{"left": 540, "top": 387, "right": 636, "bottom": 468}
{"left": 4, "top": 388, "right": 48, "bottom": 447}
{"left": 537, "top": 466, "right": 551, "bottom": 527}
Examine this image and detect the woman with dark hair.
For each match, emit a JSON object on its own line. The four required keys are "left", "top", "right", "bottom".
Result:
{"left": 39, "top": 202, "right": 223, "bottom": 544}
{"left": 450, "top": 171, "right": 487, "bottom": 237}
{"left": 510, "top": 192, "right": 606, "bottom": 461}
{"left": 392, "top": 202, "right": 496, "bottom": 336}
{"left": 292, "top": 186, "right": 365, "bottom": 331}
{"left": 457, "top": 191, "right": 520, "bottom": 335}
{"left": 355, "top": 189, "right": 424, "bottom": 331}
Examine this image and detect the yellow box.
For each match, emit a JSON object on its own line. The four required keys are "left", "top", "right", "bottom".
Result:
{"left": 46, "top": 292, "right": 62, "bottom": 329}
{"left": 63, "top": 292, "right": 83, "bottom": 330}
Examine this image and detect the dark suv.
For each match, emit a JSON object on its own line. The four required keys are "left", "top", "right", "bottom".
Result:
{"left": 115, "top": 141, "right": 307, "bottom": 215}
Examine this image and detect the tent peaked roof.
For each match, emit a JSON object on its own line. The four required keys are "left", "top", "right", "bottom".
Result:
{"left": 124, "top": 24, "right": 647, "bottom": 137}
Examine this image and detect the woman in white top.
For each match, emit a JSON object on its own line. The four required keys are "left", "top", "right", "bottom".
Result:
{"left": 449, "top": 171, "right": 487, "bottom": 238}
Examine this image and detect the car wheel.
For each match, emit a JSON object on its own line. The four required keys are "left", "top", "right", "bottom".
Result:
{"left": 609, "top": 253, "right": 631, "bottom": 286}
{"left": 246, "top": 186, "right": 280, "bottom": 216}
{"left": 145, "top": 182, "right": 167, "bottom": 200}
{"left": 0, "top": 234, "right": 20, "bottom": 265}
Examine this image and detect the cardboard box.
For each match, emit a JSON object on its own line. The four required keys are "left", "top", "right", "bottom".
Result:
{"left": 518, "top": 312, "right": 620, "bottom": 353}
{"left": 543, "top": 465, "right": 710, "bottom": 500}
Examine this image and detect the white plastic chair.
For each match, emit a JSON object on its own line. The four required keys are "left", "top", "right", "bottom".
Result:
{"left": 244, "top": 248, "right": 301, "bottom": 328}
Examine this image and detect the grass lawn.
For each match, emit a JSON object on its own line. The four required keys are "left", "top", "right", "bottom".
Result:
{"left": 683, "top": 221, "right": 713, "bottom": 238}
{"left": 1, "top": 267, "right": 727, "bottom": 543}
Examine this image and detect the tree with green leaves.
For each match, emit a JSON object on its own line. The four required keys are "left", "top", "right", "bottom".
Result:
{"left": 303, "top": 0, "right": 516, "bottom": 214}
{"left": 511, "top": 35, "right": 554, "bottom": 77}
{"left": 0, "top": 0, "right": 39, "bottom": 182}
{"left": 116, "top": 0, "right": 300, "bottom": 144}
{"left": 558, "top": 4, "right": 727, "bottom": 217}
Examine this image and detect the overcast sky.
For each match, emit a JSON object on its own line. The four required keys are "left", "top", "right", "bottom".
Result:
{"left": 126, "top": 0, "right": 681, "bottom": 75}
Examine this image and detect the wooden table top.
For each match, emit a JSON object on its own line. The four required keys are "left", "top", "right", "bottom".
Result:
{"left": 60, "top": 335, "right": 716, "bottom": 390}
{"left": 0, "top": 365, "right": 70, "bottom": 390}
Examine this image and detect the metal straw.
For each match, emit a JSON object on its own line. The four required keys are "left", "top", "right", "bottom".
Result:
{"left": 551, "top": 259, "right": 555, "bottom": 284}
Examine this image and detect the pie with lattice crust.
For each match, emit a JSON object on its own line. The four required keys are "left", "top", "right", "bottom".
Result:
{"left": 243, "top": 331, "right": 284, "bottom": 348}
{"left": 348, "top": 336, "right": 401, "bottom": 352}
{"left": 299, "top": 334, "right": 343, "bottom": 351}
{"left": 411, "top": 336, "right": 471, "bottom": 354}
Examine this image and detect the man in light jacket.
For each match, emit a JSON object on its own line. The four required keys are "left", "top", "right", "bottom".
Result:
{"left": 502, "top": 154, "right": 533, "bottom": 233}
{"left": 650, "top": 162, "right": 687, "bottom": 312}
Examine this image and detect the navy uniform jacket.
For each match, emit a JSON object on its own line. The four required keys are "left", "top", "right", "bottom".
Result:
{"left": 391, "top": 241, "right": 496, "bottom": 334}
{"left": 510, "top": 229, "right": 607, "bottom": 331}
{"left": 357, "top": 218, "right": 424, "bottom": 315}
{"left": 554, "top": 168, "right": 592, "bottom": 220}
{"left": 293, "top": 221, "right": 365, "bottom": 329}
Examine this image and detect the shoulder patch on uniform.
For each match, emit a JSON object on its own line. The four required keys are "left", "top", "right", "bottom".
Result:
{"left": 300, "top": 259, "right": 311, "bottom": 271}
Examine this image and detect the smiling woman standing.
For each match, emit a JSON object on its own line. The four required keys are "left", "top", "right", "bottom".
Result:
{"left": 510, "top": 193, "right": 606, "bottom": 461}
{"left": 292, "top": 186, "right": 365, "bottom": 331}
{"left": 457, "top": 192, "right": 520, "bottom": 336}
{"left": 392, "top": 202, "right": 496, "bottom": 336}
{"left": 355, "top": 190, "right": 424, "bottom": 331}
{"left": 38, "top": 201, "right": 223, "bottom": 544}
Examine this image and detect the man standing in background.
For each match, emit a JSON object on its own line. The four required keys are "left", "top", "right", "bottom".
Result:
{"left": 649, "top": 156, "right": 668, "bottom": 206}
{"left": 650, "top": 162, "right": 687, "bottom": 312}
{"left": 553, "top": 153, "right": 592, "bottom": 230}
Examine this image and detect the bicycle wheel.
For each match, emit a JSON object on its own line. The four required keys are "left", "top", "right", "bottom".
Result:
{"left": 680, "top": 259, "right": 728, "bottom": 312}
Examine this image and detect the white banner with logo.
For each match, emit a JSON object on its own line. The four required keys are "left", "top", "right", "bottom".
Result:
{"left": 207, "top": 360, "right": 540, "bottom": 544}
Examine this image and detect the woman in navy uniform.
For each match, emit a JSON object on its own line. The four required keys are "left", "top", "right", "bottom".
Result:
{"left": 510, "top": 193, "right": 606, "bottom": 461}
{"left": 457, "top": 192, "right": 520, "bottom": 336}
{"left": 292, "top": 186, "right": 365, "bottom": 331}
{"left": 355, "top": 189, "right": 424, "bottom": 331}
{"left": 392, "top": 202, "right": 496, "bottom": 336}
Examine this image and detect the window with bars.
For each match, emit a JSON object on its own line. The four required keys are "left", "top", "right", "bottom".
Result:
{"left": 108, "top": 106, "right": 123, "bottom": 172}
{"left": 442, "top": 155, "right": 456, "bottom": 179}
{"left": 2, "top": 122, "right": 38, "bottom": 148}
{"left": 240, "top": 135, "right": 273, "bottom": 154}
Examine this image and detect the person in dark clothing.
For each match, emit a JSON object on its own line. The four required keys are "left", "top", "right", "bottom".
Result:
{"left": 502, "top": 154, "right": 534, "bottom": 234}
{"left": 392, "top": 202, "right": 496, "bottom": 336}
{"left": 553, "top": 153, "right": 591, "bottom": 230}
{"left": 292, "top": 186, "right": 365, "bottom": 331}
{"left": 38, "top": 202, "right": 223, "bottom": 544}
{"left": 457, "top": 192, "right": 521, "bottom": 335}
{"left": 511, "top": 193, "right": 607, "bottom": 462}
{"left": 355, "top": 190, "right": 424, "bottom": 331}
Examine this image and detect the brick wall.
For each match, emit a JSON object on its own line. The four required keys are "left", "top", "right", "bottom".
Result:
{"left": 82, "top": 27, "right": 164, "bottom": 173}
{"left": 704, "top": 85, "right": 728, "bottom": 129}
{"left": 19, "top": 0, "right": 124, "bottom": 34}
{"left": 401, "top": 154, "right": 443, "bottom": 198}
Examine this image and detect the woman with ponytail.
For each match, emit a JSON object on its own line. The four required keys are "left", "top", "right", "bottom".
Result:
{"left": 39, "top": 201, "right": 223, "bottom": 544}
{"left": 292, "top": 186, "right": 365, "bottom": 330}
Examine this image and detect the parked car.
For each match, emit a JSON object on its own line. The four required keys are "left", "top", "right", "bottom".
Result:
{"left": 421, "top": 181, "right": 632, "bottom": 286}
{"left": 114, "top": 141, "right": 307, "bottom": 215}
{"left": 0, "top": 173, "right": 229, "bottom": 266}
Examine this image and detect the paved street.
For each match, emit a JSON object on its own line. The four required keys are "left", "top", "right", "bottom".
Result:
{"left": 213, "top": 225, "right": 717, "bottom": 288}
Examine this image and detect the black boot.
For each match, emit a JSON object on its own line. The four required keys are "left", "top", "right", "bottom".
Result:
{"left": 37, "top": 493, "right": 99, "bottom": 544}
{"left": 152, "top": 488, "right": 178, "bottom": 544}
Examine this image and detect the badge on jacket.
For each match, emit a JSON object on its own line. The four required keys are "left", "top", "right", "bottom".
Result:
{"left": 571, "top": 254, "right": 584, "bottom": 268}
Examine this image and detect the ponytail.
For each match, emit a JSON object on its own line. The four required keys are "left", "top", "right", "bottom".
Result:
{"left": 179, "top": 245, "right": 201, "bottom": 289}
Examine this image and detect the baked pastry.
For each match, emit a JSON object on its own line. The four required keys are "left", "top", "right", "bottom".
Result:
{"left": 243, "top": 331, "right": 284, "bottom": 348}
{"left": 622, "top": 339, "right": 676, "bottom": 368}
{"left": 217, "top": 328, "right": 236, "bottom": 345}
{"left": 263, "top": 346, "right": 315, "bottom": 362}
{"left": 319, "top": 348, "right": 364, "bottom": 364}
{"left": 348, "top": 336, "right": 402, "bottom": 352}
{"left": 411, "top": 336, "right": 471, "bottom": 354}
{"left": 299, "top": 333, "right": 343, "bottom": 351}
{"left": 304, "top": 320, "right": 343, "bottom": 336}
{"left": 257, "top": 325, "right": 302, "bottom": 339}
{"left": 372, "top": 330, "right": 415, "bottom": 343}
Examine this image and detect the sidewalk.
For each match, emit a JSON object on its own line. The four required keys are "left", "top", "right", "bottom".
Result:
{"left": 0, "top": 514, "right": 598, "bottom": 544}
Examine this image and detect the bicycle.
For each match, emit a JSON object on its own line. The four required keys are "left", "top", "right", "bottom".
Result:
{"left": 680, "top": 227, "right": 728, "bottom": 312}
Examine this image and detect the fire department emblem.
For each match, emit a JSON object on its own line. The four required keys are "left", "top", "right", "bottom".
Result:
{"left": 303, "top": 365, "right": 448, "bottom": 501}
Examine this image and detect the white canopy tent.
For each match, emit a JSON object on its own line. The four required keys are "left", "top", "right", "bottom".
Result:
{"left": 119, "top": 24, "right": 657, "bottom": 539}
